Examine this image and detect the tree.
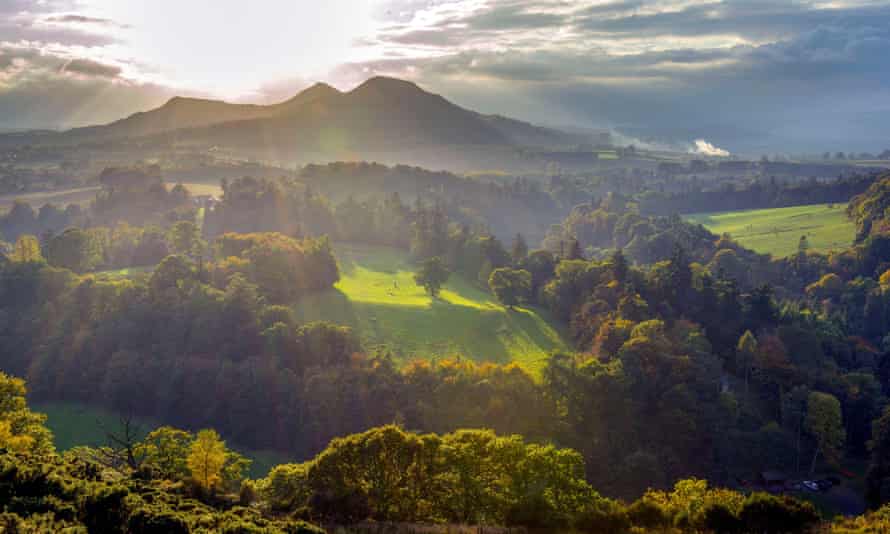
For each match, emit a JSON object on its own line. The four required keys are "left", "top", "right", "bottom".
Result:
{"left": 0, "top": 372, "right": 53, "bottom": 454}
{"left": 187, "top": 429, "right": 228, "bottom": 492}
{"left": 138, "top": 426, "right": 194, "bottom": 480}
{"left": 566, "top": 238, "right": 584, "bottom": 260}
{"left": 610, "top": 248, "right": 628, "bottom": 283}
{"left": 805, "top": 392, "right": 845, "bottom": 474}
{"left": 45, "top": 227, "right": 99, "bottom": 273}
{"left": 414, "top": 256, "right": 450, "bottom": 297}
{"left": 736, "top": 331, "right": 757, "bottom": 405}
{"left": 489, "top": 268, "right": 532, "bottom": 309}
{"left": 9, "top": 235, "right": 43, "bottom": 263}
{"left": 167, "top": 220, "right": 203, "bottom": 259}
{"left": 511, "top": 233, "right": 528, "bottom": 265}
{"left": 867, "top": 407, "right": 890, "bottom": 508}
{"left": 797, "top": 235, "right": 810, "bottom": 256}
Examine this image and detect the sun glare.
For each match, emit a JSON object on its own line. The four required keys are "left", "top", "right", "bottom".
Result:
{"left": 80, "top": 0, "right": 380, "bottom": 97}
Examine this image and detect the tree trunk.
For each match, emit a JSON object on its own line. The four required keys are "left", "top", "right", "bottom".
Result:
{"left": 810, "top": 442, "right": 822, "bottom": 475}
{"left": 795, "top": 418, "right": 802, "bottom": 474}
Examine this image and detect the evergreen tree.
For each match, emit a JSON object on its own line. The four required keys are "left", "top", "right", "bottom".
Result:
{"left": 511, "top": 233, "right": 528, "bottom": 265}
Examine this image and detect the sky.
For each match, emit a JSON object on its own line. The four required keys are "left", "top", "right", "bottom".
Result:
{"left": 1, "top": 0, "right": 889, "bottom": 155}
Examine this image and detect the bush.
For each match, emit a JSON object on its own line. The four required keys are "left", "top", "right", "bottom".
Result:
{"left": 80, "top": 484, "right": 133, "bottom": 533}
{"left": 505, "top": 493, "right": 560, "bottom": 529}
{"left": 127, "top": 508, "right": 190, "bottom": 534}
{"left": 626, "top": 498, "right": 670, "bottom": 529}
{"left": 702, "top": 502, "right": 743, "bottom": 533}
{"left": 739, "top": 493, "right": 819, "bottom": 533}
{"left": 575, "top": 499, "right": 630, "bottom": 533}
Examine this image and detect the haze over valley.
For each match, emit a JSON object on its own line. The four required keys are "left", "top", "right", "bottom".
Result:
{"left": 4, "top": 1, "right": 890, "bottom": 532}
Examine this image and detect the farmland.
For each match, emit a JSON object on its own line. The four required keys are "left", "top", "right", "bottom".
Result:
{"left": 686, "top": 203, "right": 856, "bottom": 257}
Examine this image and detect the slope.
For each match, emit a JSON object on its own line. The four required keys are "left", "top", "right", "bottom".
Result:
{"left": 686, "top": 203, "right": 855, "bottom": 257}
{"left": 2, "top": 77, "right": 584, "bottom": 154}
{"left": 293, "top": 243, "right": 569, "bottom": 376}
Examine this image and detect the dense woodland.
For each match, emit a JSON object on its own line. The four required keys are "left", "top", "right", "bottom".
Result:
{"left": 5, "top": 166, "right": 890, "bottom": 529}
{"left": 2, "top": 370, "right": 884, "bottom": 532}
{"left": 639, "top": 175, "right": 876, "bottom": 216}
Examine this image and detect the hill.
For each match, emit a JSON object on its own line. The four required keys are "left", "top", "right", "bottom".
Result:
{"left": 293, "top": 243, "right": 569, "bottom": 375}
{"left": 2, "top": 77, "right": 585, "bottom": 158}
{"left": 685, "top": 203, "right": 855, "bottom": 257}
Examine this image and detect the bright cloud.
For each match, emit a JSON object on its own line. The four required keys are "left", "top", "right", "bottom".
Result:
{"left": 692, "top": 139, "right": 731, "bottom": 157}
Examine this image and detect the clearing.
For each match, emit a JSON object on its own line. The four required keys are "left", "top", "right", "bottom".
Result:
{"left": 685, "top": 203, "right": 855, "bottom": 257}
{"left": 33, "top": 401, "right": 289, "bottom": 478}
{"left": 294, "top": 243, "right": 569, "bottom": 376}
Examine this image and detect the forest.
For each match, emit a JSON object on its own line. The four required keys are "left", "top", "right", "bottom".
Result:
{"left": 2, "top": 162, "right": 890, "bottom": 531}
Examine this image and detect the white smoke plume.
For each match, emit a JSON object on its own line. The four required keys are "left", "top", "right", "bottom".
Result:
{"left": 691, "top": 139, "right": 730, "bottom": 157}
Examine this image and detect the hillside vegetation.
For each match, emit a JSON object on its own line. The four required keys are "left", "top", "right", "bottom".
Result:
{"left": 294, "top": 243, "right": 569, "bottom": 375}
{"left": 685, "top": 203, "right": 855, "bottom": 257}
{"left": 33, "top": 401, "right": 289, "bottom": 479}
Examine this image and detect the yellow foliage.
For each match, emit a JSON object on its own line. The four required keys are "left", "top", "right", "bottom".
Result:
{"left": 0, "top": 420, "right": 35, "bottom": 452}
{"left": 187, "top": 429, "right": 227, "bottom": 492}
{"left": 880, "top": 269, "right": 890, "bottom": 289}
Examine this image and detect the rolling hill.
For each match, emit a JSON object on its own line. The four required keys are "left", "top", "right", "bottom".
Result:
{"left": 3, "top": 77, "right": 585, "bottom": 157}
{"left": 685, "top": 203, "right": 856, "bottom": 257}
{"left": 294, "top": 243, "right": 569, "bottom": 376}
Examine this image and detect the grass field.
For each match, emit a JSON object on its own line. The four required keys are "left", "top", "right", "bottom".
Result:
{"left": 94, "top": 265, "right": 154, "bottom": 279}
{"left": 685, "top": 203, "right": 855, "bottom": 257}
{"left": 0, "top": 186, "right": 99, "bottom": 212}
{"left": 33, "top": 401, "right": 290, "bottom": 478}
{"left": 294, "top": 243, "right": 569, "bottom": 375}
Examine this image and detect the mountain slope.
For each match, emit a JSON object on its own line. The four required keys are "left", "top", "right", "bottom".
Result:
{"left": 1, "top": 77, "right": 586, "bottom": 156}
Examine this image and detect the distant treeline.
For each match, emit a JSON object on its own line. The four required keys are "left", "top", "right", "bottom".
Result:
{"left": 3, "top": 161, "right": 592, "bottom": 247}
{"left": 638, "top": 174, "right": 876, "bottom": 216}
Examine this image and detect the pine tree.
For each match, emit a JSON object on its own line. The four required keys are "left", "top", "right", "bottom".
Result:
{"left": 566, "top": 239, "right": 583, "bottom": 260}
{"left": 511, "top": 233, "right": 528, "bottom": 265}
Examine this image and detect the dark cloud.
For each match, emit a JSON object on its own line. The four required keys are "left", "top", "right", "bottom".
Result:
{"left": 357, "top": 0, "right": 890, "bottom": 153}
{"left": 3, "top": 0, "right": 890, "bottom": 153}
{"left": 44, "top": 14, "right": 120, "bottom": 26}
{"left": 60, "top": 58, "right": 122, "bottom": 78}
{"left": 0, "top": 42, "right": 172, "bottom": 130}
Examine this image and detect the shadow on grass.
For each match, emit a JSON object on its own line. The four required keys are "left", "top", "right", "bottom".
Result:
{"left": 293, "top": 288, "right": 361, "bottom": 329}
{"left": 503, "top": 305, "right": 568, "bottom": 352}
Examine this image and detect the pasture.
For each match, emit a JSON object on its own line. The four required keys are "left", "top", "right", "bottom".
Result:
{"left": 294, "top": 243, "right": 569, "bottom": 376}
{"left": 685, "top": 203, "right": 855, "bottom": 257}
{"left": 33, "top": 401, "right": 289, "bottom": 478}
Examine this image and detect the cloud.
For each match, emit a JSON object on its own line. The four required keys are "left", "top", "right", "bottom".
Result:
{"left": 60, "top": 58, "right": 122, "bottom": 78}
{"left": 692, "top": 139, "right": 730, "bottom": 157}
{"left": 3, "top": 0, "right": 890, "bottom": 153}
{"left": 44, "top": 14, "right": 121, "bottom": 26}
{"left": 0, "top": 41, "right": 175, "bottom": 130}
{"left": 345, "top": 0, "right": 890, "bottom": 152}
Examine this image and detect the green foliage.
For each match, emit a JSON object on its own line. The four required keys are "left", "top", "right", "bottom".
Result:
{"left": 414, "top": 256, "right": 450, "bottom": 297}
{"left": 45, "top": 227, "right": 101, "bottom": 273}
{"left": 137, "top": 427, "right": 193, "bottom": 480}
{"left": 263, "top": 425, "right": 598, "bottom": 526}
{"left": 806, "top": 391, "right": 845, "bottom": 472}
{"left": 488, "top": 268, "right": 531, "bottom": 308}
{"left": 167, "top": 220, "right": 203, "bottom": 257}
{"left": 0, "top": 450, "right": 323, "bottom": 533}
{"left": 213, "top": 232, "right": 339, "bottom": 303}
